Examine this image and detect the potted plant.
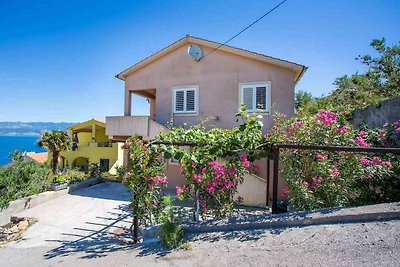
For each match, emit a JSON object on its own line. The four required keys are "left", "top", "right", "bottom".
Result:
{"left": 50, "top": 174, "right": 68, "bottom": 191}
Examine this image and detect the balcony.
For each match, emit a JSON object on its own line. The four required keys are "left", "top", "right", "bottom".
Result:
{"left": 105, "top": 116, "right": 166, "bottom": 140}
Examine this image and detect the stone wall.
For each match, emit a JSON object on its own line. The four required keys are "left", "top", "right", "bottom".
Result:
{"left": 351, "top": 96, "right": 400, "bottom": 129}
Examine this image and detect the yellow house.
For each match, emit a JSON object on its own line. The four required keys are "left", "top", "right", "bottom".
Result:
{"left": 59, "top": 119, "right": 123, "bottom": 175}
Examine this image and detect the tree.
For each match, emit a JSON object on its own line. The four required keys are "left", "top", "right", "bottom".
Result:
{"left": 38, "top": 130, "right": 70, "bottom": 174}
{"left": 295, "top": 90, "right": 314, "bottom": 111}
{"left": 305, "top": 38, "right": 400, "bottom": 114}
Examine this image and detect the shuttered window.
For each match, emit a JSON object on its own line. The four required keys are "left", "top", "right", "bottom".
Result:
{"left": 173, "top": 87, "right": 198, "bottom": 114}
{"left": 240, "top": 82, "right": 270, "bottom": 113}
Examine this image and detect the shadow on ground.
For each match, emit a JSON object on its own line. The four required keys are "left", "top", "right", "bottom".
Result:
{"left": 69, "top": 181, "right": 132, "bottom": 202}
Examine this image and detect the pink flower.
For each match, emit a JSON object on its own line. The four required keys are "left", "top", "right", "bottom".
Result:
{"left": 311, "top": 183, "right": 318, "bottom": 189}
{"left": 316, "top": 154, "right": 328, "bottom": 160}
{"left": 355, "top": 136, "right": 370, "bottom": 147}
{"left": 378, "top": 129, "right": 385, "bottom": 136}
{"left": 228, "top": 167, "right": 236, "bottom": 176}
{"left": 193, "top": 174, "right": 202, "bottom": 182}
{"left": 396, "top": 127, "right": 400, "bottom": 132}
{"left": 279, "top": 113, "right": 287, "bottom": 118}
{"left": 207, "top": 161, "right": 220, "bottom": 168}
{"left": 240, "top": 155, "right": 251, "bottom": 168}
{"left": 316, "top": 110, "right": 338, "bottom": 125}
{"left": 302, "top": 180, "right": 309, "bottom": 186}
{"left": 384, "top": 161, "right": 393, "bottom": 168}
{"left": 280, "top": 185, "right": 289, "bottom": 197}
{"left": 237, "top": 195, "right": 244, "bottom": 203}
{"left": 335, "top": 126, "right": 350, "bottom": 133}
{"left": 224, "top": 180, "right": 234, "bottom": 188}
{"left": 312, "top": 176, "right": 323, "bottom": 184}
{"left": 153, "top": 200, "right": 159, "bottom": 207}
{"left": 176, "top": 186, "right": 183, "bottom": 197}
{"left": 372, "top": 157, "right": 383, "bottom": 166}
{"left": 360, "top": 158, "right": 372, "bottom": 166}
{"left": 290, "top": 120, "right": 304, "bottom": 129}
{"left": 359, "top": 130, "right": 368, "bottom": 137}
{"left": 364, "top": 173, "right": 373, "bottom": 180}
{"left": 148, "top": 184, "right": 154, "bottom": 190}
{"left": 332, "top": 169, "right": 340, "bottom": 177}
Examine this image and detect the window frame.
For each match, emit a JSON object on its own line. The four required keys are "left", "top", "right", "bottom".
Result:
{"left": 239, "top": 82, "right": 271, "bottom": 113}
{"left": 172, "top": 85, "right": 199, "bottom": 115}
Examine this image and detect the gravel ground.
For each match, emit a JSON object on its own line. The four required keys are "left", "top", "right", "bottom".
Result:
{"left": 1, "top": 220, "right": 399, "bottom": 266}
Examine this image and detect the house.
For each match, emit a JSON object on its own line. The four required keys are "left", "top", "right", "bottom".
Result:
{"left": 24, "top": 152, "right": 48, "bottom": 164}
{"left": 106, "top": 35, "right": 306, "bottom": 206}
{"left": 59, "top": 119, "right": 123, "bottom": 175}
{"left": 1, "top": 152, "right": 48, "bottom": 168}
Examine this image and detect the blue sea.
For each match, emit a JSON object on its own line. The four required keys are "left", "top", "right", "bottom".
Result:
{"left": 0, "top": 136, "right": 46, "bottom": 166}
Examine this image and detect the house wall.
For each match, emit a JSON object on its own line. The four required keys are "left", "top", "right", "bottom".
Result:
{"left": 122, "top": 42, "right": 297, "bottom": 203}
{"left": 125, "top": 42, "right": 295, "bottom": 132}
{"left": 59, "top": 143, "right": 119, "bottom": 172}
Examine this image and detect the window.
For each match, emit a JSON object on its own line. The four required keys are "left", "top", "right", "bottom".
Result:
{"left": 99, "top": 159, "right": 109, "bottom": 172}
{"left": 173, "top": 87, "right": 198, "bottom": 114}
{"left": 240, "top": 82, "right": 270, "bottom": 113}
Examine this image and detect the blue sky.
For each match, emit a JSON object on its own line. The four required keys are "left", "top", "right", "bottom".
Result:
{"left": 0, "top": 0, "right": 399, "bottom": 122}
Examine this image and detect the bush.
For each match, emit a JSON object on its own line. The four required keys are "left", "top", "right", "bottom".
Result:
{"left": 0, "top": 159, "right": 51, "bottom": 209}
{"left": 53, "top": 169, "right": 87, "bottom": 184}
{"left": 159, "top": 196, "right": 184, "bottom": 249}
{"left": 268, "top": 110, "right": 395, "bottom": 210}
{"left": 88, "top": 162, "right": 103, "bottom": 178}
{"left": 158, "top": 105, "right": 264, "bottom": 218}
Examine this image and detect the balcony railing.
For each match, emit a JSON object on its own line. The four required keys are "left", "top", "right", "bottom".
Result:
{"left": 106, "top": 116, "right": 166, "bottom": 139}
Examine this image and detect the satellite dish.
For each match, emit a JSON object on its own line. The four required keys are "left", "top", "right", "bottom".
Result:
{"left": 187, "top": 45, "right": 203, "bottom": 61}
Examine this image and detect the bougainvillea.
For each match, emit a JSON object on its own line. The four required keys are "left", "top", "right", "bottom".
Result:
{"left": 158, "top": 105, "right": 267, "bottom": 218}
{"left": 268, "top": 109, "right": 396, "bottom": 210}
{"left": 117, "top": 136, "right": 168, "bottom": 228}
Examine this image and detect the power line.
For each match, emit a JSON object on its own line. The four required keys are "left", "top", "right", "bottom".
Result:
{"left": 201, "top": 0, "right": 288, "bottom": 60}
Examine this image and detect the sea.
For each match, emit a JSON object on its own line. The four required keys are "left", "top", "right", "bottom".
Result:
{"left": 0, "top": 136, "right": 46, "bottom": 166}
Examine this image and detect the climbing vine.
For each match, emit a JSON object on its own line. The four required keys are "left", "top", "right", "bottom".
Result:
{"left": 158, "top": 105, "right": 268, "bottom": 218}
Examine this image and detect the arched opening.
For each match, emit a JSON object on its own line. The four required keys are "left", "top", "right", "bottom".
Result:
{"left": 72, "top": 157, "right": 89, "bottom": 171}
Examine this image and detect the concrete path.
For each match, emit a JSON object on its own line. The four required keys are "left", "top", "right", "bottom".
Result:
{"left": 3, "top": 182, "right": 133, "bottom": 249}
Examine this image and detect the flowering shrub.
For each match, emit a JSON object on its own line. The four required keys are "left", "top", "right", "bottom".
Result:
{"left": 117, "top": 136, "right": 168, "bottom": 228}
{"left": 269, "top": 110, "right": 395, "bottom": 210}
{"left": 158, "top": 105, "right": 266, "bottom": 218}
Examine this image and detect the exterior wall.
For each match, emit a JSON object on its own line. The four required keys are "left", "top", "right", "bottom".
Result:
{"left": 351, "top": 96, "right": 400, "bottom": 129}
{"left": 109, "top": 142, "right": 124, "bottom": 175}
{"left": 121, "top": 42, "right": 297, "bottom": 205}
{"left": 60, "top": 143, "right": 119, "bottom": 172}
{"left": 125, "top": 42, "right": 296, "bottom": 133}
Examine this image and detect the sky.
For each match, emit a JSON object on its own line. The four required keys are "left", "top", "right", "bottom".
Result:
{"left": 0, "top": 0, "right": 399, "bottom": 122}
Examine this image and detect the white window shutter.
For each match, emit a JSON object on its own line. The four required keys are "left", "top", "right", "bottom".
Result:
{"left": 256, "top": 86, "right": 267, "bottom": 110}
{"left": 242, "top": 87, "right": 254, "bottom": 111}
{"left": 186, "top": 90, "right": 195, "bottom": 112}
{"left": 175, "top": 91, "right": 184, "bottom": 112}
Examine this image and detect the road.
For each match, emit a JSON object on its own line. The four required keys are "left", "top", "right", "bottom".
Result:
{"left": 0, "top": 182, "right": 399, "bottom": 266}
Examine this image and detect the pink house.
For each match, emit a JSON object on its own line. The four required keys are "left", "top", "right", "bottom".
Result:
{"left": 106, "top": 35, "right": 306, "bottom": 205}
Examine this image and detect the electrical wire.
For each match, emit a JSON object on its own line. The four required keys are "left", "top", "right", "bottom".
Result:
{"left": 201, "top": 0, "right": 288, "bottom": 60}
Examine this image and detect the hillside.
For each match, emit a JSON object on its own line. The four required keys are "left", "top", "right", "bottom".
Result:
{"left": 0, "top": 122, "right": 77, "bottom": 136}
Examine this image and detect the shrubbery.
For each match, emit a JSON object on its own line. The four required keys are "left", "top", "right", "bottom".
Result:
{"left": 0, "top": 157, "right": 51, "bottom": 209}
{"left": 268, "top": 111, "right": 398, "bottom": 210}
{"left": 159, "top": 105, "right": 265, "bottom": 218}
{"left": 53, "top": 168, "right": 88, "bottom": 184}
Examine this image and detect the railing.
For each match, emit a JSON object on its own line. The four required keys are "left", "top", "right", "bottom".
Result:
{"left": 268, "top": 144, "right": 400, "bottom": 214}
{"left": 106, "top": 116, "right": 166, "bottom": 139}
{"left": 72, "top": 142, "right": 113, "bottom": 148}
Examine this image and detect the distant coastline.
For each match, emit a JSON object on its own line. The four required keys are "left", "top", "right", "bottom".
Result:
{"left": 0, "top": 121, "right": 77, "bottom": 136}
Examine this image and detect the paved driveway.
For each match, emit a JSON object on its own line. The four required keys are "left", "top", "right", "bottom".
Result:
{"left": 1, "top": 182, "right": 134, "bottom": 261}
